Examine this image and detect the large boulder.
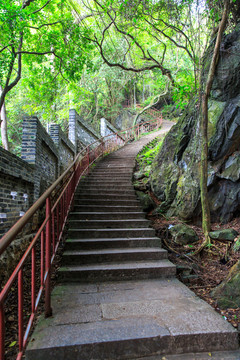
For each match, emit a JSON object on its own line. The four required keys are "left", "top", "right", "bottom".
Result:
{"left": 169, "top": 223, "right": 199, "bottom": 245}
{"left": 209, "top": 229, "right": 239, "bottom": 241}
{"left": 150, "top": 25, "right": 240, "bottom": 223}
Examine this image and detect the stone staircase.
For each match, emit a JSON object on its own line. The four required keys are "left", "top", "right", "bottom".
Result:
{"left": 59, "top": 154, "right": 176, "bottom": 283}
{"left": 26, "top": 126, "right": 240, "bottom": 360}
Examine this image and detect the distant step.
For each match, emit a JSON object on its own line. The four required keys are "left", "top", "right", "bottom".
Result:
{"left": 73, "top": 199, "right": 140, "bottom": 206}
{"left": 68, "top": 228, "right": 155, "bottom": 239}
{"left": 65, "top": 237, "right": 162, "bottom": 250}
{"left": 75, "top": 189, "right": 136, "bottom": 195}
{"left": 68, "top": 212, "right": 146, "bottom": 220}
{"left": 62, "top": 247, "right": 168, "bottom": 265}
{"left": 58, "top": 260, "right": 176, "bottom": 282}
{"left": 67, "top": 219, "right": 150, "bottom": 229}
{"left": 73, "top": 194, "right": 137, "bottom": 201}
{"left": 82, "top": 180, "right": 133, "bottom": 186}
{"left": 73, "top": 205, "right": 143, "bottom": 212}
{"left": 77, "top": 185, "right": 135, "bottom": 192}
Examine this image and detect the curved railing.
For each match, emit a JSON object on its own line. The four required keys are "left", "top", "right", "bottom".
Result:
{"left": 0, "top": 115, "right": 162, "bottom": 360}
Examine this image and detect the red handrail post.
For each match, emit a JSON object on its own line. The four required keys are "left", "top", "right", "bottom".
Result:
{"left": 18, "top": 269, "right": 24, "bottom": 354}
{"left": 0, "top": 303, "right": 5, "bottom": 360}
{"left": 87, "top": 146, "right": 90, "bottom": 174}
{"left": 31, "top": 247, "right": 36, "bottom": 313}
{"left": 101, "top": 138, "right": 104, "bottom": 156}
{"left": 45, "top": 197, "right": 52, "bottom": 318}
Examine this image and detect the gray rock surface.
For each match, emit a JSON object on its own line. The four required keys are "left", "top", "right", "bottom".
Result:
{"left": 209, "top": 229, "right": 239, "bottom": 241}
{"left": 135, "top": 191, "right": 155, "bottom": 212}
{"left": 150, "top": 25, "right": 240, "bottom": 223}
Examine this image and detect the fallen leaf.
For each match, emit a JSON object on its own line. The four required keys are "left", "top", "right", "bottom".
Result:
{"left": 9, "top": 341, "right": 17, "bottom": 348}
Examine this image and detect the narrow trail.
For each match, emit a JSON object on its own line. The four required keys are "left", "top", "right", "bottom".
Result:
{"left": 26, "top": 121, "right": 239, "bottom": 360}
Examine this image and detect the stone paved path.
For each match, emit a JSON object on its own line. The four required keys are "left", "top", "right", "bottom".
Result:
{"left": 26, "top": 121, "right": 240, "bottom": 360}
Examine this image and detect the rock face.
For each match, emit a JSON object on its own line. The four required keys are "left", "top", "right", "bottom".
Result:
{"left": 150, "top": 24, "right": 240, "bottom": 223}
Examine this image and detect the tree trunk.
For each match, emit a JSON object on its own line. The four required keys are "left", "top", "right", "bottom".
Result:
{"left": 200, "top": 0, "right": 230, "bottom": 246}
{"left": 0, "top": 85, "right": 9, "bottom": 151}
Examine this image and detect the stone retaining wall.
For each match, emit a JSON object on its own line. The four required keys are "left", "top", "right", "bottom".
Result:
{"left": 0, "top": 109, "right": 101, "bottom": 238}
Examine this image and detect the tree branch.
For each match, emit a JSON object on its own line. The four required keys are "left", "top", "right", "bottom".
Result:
{"left": 32, "top": 0, "right": 52, "bottom": 14}
{"left": 22, "top": 0, "right": 35, "bottom": 10}
{"left": 27, "top": 22, "right": 60, "bottom": 30}
{"left": 133, "top": 81, "right": 169, "bottom": 126}
{"left": 145, "top": 19, "right": 194, "bottom": 61}
{"left": 0, "top": 45, "right": 11, "bottom": 54}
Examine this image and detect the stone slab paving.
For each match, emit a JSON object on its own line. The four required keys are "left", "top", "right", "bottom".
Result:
{"left": 27, "top": 279, "right": 239, "bottom": 359}
{"left": 26, "top": 121, "right": 239, "bottom": 359}
{"left": 135, "top": 350, "right": 240, "bottom": 360}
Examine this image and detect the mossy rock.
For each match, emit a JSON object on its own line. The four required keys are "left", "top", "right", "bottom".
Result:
{"left": 169, "top": 223, "right": 199, "bottom": 245}
{"left": 209, "top": 229, "right": 239, "bottom": 241}
{"left": 212, "top": 260, "right": 240, "bottom": 308}
{"left": 135, "top": 191, "right": 155, "bottom": 212}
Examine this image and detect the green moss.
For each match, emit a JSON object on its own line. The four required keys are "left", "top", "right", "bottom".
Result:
{"left": 208, "top": 100, "right": 226, "bottom": 138}
{"left": 136, "top": 136, "right": 164, "bottom": 169}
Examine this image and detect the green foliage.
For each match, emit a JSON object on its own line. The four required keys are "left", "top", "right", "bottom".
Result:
{"left": 137, "top": 136, "right": 164, "bottom": 168}
{"left": 0, "top": 0, "right": 226, "bottom": 153}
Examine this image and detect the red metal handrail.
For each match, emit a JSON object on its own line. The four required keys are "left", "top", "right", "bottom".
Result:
{"left": 0, "top": 115, "right": 162, "bottom": 360}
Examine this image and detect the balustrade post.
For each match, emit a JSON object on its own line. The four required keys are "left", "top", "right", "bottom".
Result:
{"left": 87, "top": 146, "right": 90, "bottom": 174}
{"left": 101, "top": 138, "right": 104, "bottom": 156}
{"left": 45, "top": 197, "right": 52, "bottom": 318}
{"left": 18, "top": 269, "right": 23, "bottom": 353}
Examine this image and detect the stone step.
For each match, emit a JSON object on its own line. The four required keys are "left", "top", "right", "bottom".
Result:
{"left": 73, "top": 205, "right": 143, "bottom": 212}
{"left": 90, "top": 169, "right": 133, "bottom": 179}
{"left": 68, "top": 212, "right": 145, "bottom": 220}
{"left": 75, "top": 189, "right": 136, "bottom": 196}
{"left": 87, "top": 176, "right": 132, "bottom": 181}
{"left": 74, "top": 194, "right": 137, "bottom": 201}
{"left": 133, "top": 350, "right": 240, "bottom": 360}
{"left": 77, "top": 185, "right": 134, "bottom": 192}
{"left": 95, "top": 166, "right": 134, "bottom": 170}
{"left": 67, "top": 228, "right": 155, "bottom": 239}
{"left": 67, "top": 219, "right": 150, "bottom": 229}
{"left": 26, "top": 279, "right": 239, "bottom": 360}
{"left": 62, "top": 248, "right": 167, "bottom": 265}
{"left": 83, "top": 180, "right": 133, "bottom": 186}
{"left": 58, "top": 260, "right": 176, "bottom": 282}
{"left": 73, "top": 199, "right": 140, "bottom": 206}
{"left": 65, "top": 237, "right": 162, "bottom": 250}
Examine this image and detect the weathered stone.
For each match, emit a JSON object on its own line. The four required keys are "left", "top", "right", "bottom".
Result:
{"left": 212, "top": 260, "right": 240, "bottom": 309}
{"left": 149, "top": 25, "right": 240, "bottom": 223}
{"left": 135, "top": 191, "right": 155, "bottom": 212}
{"left": 209, "top": 229, "right": 239, "bottom": 241}
{"left": 168, "top": 223, "right": 199, "bottom": 245}
{"left": 133, "top": 170, "right": 145, "bottom": 181}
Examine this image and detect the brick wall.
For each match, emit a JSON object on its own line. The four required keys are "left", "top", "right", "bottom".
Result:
{"left": 0, "top": 110, "right": 103, "bottom": 238}
{"left": 0, "top": 147, "right": 35, "bottom": 237}
{"left": 0, "top": 110, "right": 107, "bottom": 281}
